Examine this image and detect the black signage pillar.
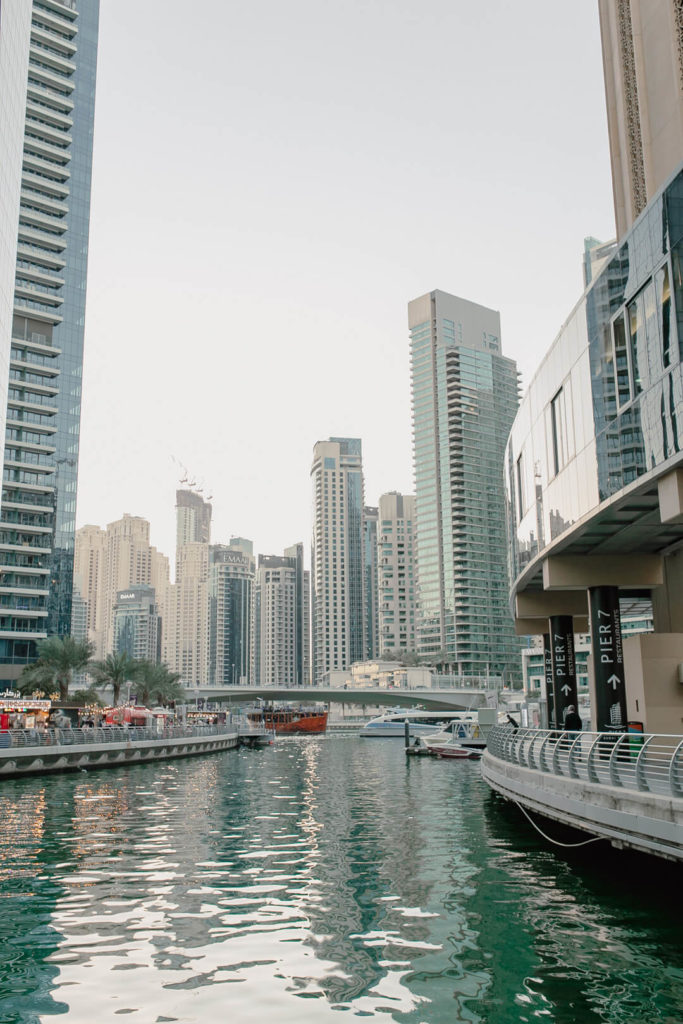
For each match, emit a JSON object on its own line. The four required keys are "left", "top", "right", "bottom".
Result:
{"left": 589, "top": 585, "right": 627, "bottom": 732}
{"left": 549, "top": 615, "right": 577, "bottom": 728}
{"left": 543, "top": 633, "right": 555, "bottom": 728}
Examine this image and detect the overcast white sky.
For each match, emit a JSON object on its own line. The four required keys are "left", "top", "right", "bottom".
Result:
{"left": 76, "top": 0, "right": 615, "bottom": 571}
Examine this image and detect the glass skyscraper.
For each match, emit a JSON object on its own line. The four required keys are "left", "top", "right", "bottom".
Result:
{"left": 408, "top": 289, "right": 521, "bottom": 685}
{"left": 0, "top": 0, "right": 99, "bottom": 681}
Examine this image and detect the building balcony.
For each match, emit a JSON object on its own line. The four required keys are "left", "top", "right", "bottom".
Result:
{"left": 19, "top": 206, "right": 68, "bottom": 235}
{"left": 26, "top": 61, "right": 75, "bottom": 95}
{"left": 10, "top": 360, "right": 60, "bottom": 383}
{"left": 29, "top": 40, "right": 76, "bottom": 76}
{"left": 13, "top": 261, "right": 65, "bottom": 289}
{"left": 24, "top": 114, "right": 72, "bottom": 150}
{"left": 0, "top": 628, "right": 47, "bottom": 641}
{"left": 23, "top": 131, "right": 71, "bottom": 166}
{"left": 22, "top": 170, "right": 70, "bottom": 203}
{"left": 20, "top": 188, "right": 69, "bottom": 217}
{"left": 15, "top": 242, "right": 66, "bottom": 273}
{"left": 14, "top": 284, "right": 63, "bottom": 309}
{"left": 31, "top": 23, "right": 77, "bottom": 58}
{"left": 34, "top": 0, "right": 78, "bottom": 29}
{"left": 16, "top": 224, "right": 67, "bottom": 254}
{"left": 22, "top": 151, "right": 70, "bottom": 184}
{"left": 25, "top": 81, "right": 74, "bottom": 116}
{"left": 0, "top": 563, "right": 49, "bottom": 576}
{"left": 0, "top": 586, "right": 49, "bottom": 597}
{"left": 6, "top": 397, "right": 59, "bottom": 416}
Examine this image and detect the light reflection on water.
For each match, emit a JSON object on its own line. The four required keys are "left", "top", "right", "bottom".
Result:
{"left": 1, "top": 737, "right": 683, "bottom": 1023}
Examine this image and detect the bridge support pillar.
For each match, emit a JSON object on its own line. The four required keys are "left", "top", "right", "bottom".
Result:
{"left": 549, "top": 616, "right": 577, "bottom": 728}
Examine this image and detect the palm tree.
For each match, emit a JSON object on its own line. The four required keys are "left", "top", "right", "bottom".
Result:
{"left": 90, "top": 651, "right": 140, "bottom": 705}
{"left": 18, "top": 636, "right": 94, "bottom": 701}
{"left": 72, "top": 687, "right": 105, "bottom": 708}
{"left": 134, "top": 661, "right": 183, "bottom": 707}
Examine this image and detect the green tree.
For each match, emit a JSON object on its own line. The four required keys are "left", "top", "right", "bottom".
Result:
{"left": 90, "top": 651, "right": 140, "bottom": 706}
{"left": 134, "top": 661, "right": 183, "bottom": 707}
{"left": 17, "top": 636, "right": 94, "bottom": 701}
{"left": 72, "top": 687, "right": 105, "bottom": 708}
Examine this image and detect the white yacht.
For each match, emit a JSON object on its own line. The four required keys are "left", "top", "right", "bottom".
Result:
{"left": 359, "top": 709, "right": 478, "bottom": 739}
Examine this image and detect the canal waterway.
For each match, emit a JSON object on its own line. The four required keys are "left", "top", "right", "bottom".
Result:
{"left": 1, "top": 735, "right": 682, "bottom": 1024}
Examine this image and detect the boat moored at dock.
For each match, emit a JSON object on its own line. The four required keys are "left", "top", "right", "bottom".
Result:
{"left": 247, "top": 705, "right": 328, "bottom": 735}
{"left": 361, "top": 709, "right": 479, "bottom": 739}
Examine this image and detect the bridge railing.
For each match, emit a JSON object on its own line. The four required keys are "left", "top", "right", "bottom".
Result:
{"left": 487, "top": 725, "right": 683, "bottom": 799}
{"left": 0, "top": 722, "right": 240, "bottom": 750}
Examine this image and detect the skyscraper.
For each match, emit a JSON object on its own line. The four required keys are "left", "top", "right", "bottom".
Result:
{"left": 0, "top": 1, "right": 31, "bottom": 444}
{"left": 73, "top": 515, "right": 169, "bottom": 659}
{"left": 377, "top": 492, "right": 417, "bottom": 656}
{"left": 208, "top": 538, "right": 255, "bottom": 686}
{"left": 311, "top": 438, "right": 365, "bottom": 683}
{"left": 408, "top": 290, "right": 521, "bottom": 684}
{"left": 113, "top": 586, "right": 160, "bottom": 663}
{"left": 163, "top": 489, "right": 212, "bottom": 687}
{"left": 284, "top": 542, "right": 310, "bottom": 686}
{"left": 175, "top": 490, "right": 212, "bottom": 561}
{"left": 255, "top": 545, "right": 310, "bottom": 686}
{"left": 0, "top": 0, "right": 100, "bottom": 683}
{"left": 599, "top": 0, "right": 683, "bottom": 238}
{"left": 363, "top": 505, "right": 378, "bottom": 659}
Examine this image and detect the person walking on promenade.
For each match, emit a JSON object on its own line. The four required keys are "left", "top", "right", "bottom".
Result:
{"left": 563, "top": 705, "right": 582, "bottom": 732}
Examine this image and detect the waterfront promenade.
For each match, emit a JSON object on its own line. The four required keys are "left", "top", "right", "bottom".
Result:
{"left": 0, "top": 722, "right": 241, "bottom": 778}
{"left": 482, "top": 725, "right": 683, "bottom": 861}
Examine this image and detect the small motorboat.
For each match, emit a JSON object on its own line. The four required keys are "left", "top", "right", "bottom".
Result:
{"left": 432, "top": 741, "right": 482, "bottom": 760}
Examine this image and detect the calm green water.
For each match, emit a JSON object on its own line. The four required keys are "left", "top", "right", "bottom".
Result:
{"left": 1, "top": 736, "right": 683, "bottom": 1024}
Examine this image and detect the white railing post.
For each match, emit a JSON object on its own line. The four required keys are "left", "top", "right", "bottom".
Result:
{"left": 567, "top": 733, "right": 583, "bottom": 779}
{"left": 586, "top": 733, "right": 601, "bottom": 783}
{"left": 634, "top": 734, "right": 654, "bottom": 792}
{"left": 669, "top": 739, "right": 683, "bottom": 798}
{"left": 538, "top": 731, "right": 552, "bottom": 773}
{"left": 608, "top": 734, "right": 626, "bottom": 787}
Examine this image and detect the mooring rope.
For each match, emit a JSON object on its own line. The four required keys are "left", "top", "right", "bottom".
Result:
{"left": 513, "top": 799, "right": 605, "bottom": 848}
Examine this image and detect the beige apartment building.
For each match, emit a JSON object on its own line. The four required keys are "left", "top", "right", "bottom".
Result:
{"left": 162, "top": 490, "right": 212, "bottom": 687}
{"left": 377, "top": 492, "right": 417, "bottom": 656}
{"left": 599, "top": 0, "right": 683, "bottom": 237}
{"left": 73, "top": 515, "right": 169, "bottom": 659}
{"left": 162, "top": 541, "right": 210, "bottom": 688}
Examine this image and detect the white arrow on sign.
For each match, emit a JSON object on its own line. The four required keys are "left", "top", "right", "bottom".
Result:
{"left": 607, "top": 674, "right": 621, "bottom": 690}
{"left": 561, "top": 684, "right": 571, "bottom": 696}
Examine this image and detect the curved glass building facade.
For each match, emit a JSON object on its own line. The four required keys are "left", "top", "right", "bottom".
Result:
{"left": 507, "top": 165, "right": 683, "bottom": 599}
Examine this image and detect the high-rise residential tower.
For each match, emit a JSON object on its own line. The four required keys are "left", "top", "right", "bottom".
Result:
{"left": 208, "top": 538, "right": 255, "bottom": 686}
{"left": 599, "top": 0, "right": 683, "bottom": 239}
{"left": 363, "top": 505, "right": 378, "bottom": 659}
{"left": 377, "top": 492, "right": 417, "bottom": 656}
{"left": 0, "top": 0, "right": 100, "bottom": 682}
{"left": 255, "top": 545, "right": 311, "bottom": 686}
{"left": 0, "top": 1, "right": 32, "bottom": 445}
{"left": 311, "top": 438, "right": 365, "bottom": 683}
{"left": 73, "top": 515, "right": 169, "bottom": 659}
{"left": 175, "top": 490, "right": 212, "bottom": 562}
{"left": 409, "top": 290, "right": 521, "bottom": 685}
{"left": 113, "top": 586, "right": 160, "bottom": 663}
{"left": 162, "top": 489, "right": 211, "bottom": 686}
{"left": 284, "top": 541, "right": 310, "bottom": 686}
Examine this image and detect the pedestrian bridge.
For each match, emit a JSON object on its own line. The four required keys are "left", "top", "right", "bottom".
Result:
{"left": 190, "top": 685, "right": 498, "bottom": 712}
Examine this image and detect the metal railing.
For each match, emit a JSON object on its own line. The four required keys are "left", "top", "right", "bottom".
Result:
{"left": 487, "top": 725, "right": 683, "bottom": 799}
{"left": 0, "top": 723, "right": 240, "bottom": 750}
